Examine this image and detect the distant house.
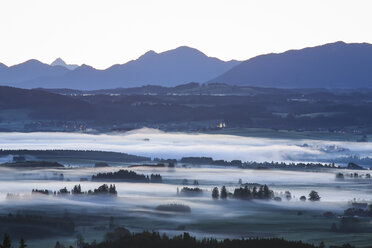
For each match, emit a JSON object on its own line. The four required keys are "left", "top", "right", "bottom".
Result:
{"left": 217, "top": 122, "right": 226, "bottom": 128}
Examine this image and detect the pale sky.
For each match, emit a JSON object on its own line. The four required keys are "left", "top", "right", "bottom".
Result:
{"left": 0, "top": 0, "right": 371, "bottom": 69}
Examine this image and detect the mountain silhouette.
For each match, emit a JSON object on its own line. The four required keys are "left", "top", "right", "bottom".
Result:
{"left": 51, "top": 58, "right": 79, "bottom": 70}
{"left": 0, "top": 59, "right": 69, "bottom": 87}
{"left": 2, "top": 42, "right": 372, "bottom": 90}
{"left": 0, "top": 46, "right": 239, "bottom": 90}
{"left": 209, "top": 41, "right": 372, "bottom": 88}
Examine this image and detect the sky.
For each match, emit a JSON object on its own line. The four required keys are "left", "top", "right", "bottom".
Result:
{"left": 0, "top": 0, "right": 371, "bottom": 69}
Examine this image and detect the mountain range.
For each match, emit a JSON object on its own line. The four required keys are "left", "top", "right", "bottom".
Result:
{"left": 209, "top": 41, "right": 372, "bottom": 88}
{"left": 1, "top": 41, "right": 372, "bottom": 89}
{"left": 0, "top": 46, "right": 239, "bottom": 90}
{"left": 51, "top": 58, "right": 79, "bottom": 70}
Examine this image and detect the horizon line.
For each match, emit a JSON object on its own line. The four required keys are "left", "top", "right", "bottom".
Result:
{"left": 0, "top": 40, "right": 369, "bottom": 70}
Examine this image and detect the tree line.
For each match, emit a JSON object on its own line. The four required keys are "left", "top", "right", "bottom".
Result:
{"left": 79, "top": 230, "right": 354, "bottom": 248}
{"left": 0, "top": 234, "right": 25, "bottom": 248}
{"left": 32, "top": 184, "right": 117, "bottom": 196}
{"left": 92, "top": 170, "right": 162, "bottom": 183}
{"left": 212, "top": 186, "right": 321, "bottom": 202}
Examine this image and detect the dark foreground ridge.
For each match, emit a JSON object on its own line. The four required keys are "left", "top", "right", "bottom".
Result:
{"left": 0, "top": 231, "right": 356, "bottom": 248}
{"left": 7, "top": 85, "right": 372, "bottom": 134}
{"left": 82, "top": 230, "right": 349, "bottom": 248}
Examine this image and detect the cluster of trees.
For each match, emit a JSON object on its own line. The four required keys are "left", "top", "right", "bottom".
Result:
{"left": 180, "top": 157, "right": 242, "bottom": 166}
{"left": 240, "top": 161, "right": 339, "bottom": 170}
{"left": 331, "top": 204, "right": 372, "bottom": 233}
{"left": 335, "top": 173, "right": 345, "bottom": 180}
{"left": 212, "top": 186, "right": 228, "bottom": 199}
{"left": 92, "top": 170, "right": 162, "bottom": 183}
{"left": 92, "top": 184, "right": 117, "bottom": 195}
{"left": 344, "top": 204, "right": 372, "bottom": 217}
{"left": 129, "top": 163, "right": 166, "bottom": 168}
{"left": 233, "top": 185, "right": 273, "bottom": 200}
{"left": 344, "top": 208, "right": 372, "bottom": 217}
{"left": 150, "top": 174, "right": 162, "bottom": 183}
{"left": 329, "top": 155, "right": 372, "bottom": 166}
{"left": 179, "top": 187, "right": 203, "bottom": 196}
{"left": 212, "top": 185, "right": 273, "bottom": 200}
{"left": 0, "top": 234, "right": 26, "bottom": 248}
{"left": 94, "top": 162, "right": 109, "bottom": 168}
{"left": 32, "top": 184, "right": 117, "bottom": 196}
{"left": 308, "top": 191, "right": 321, "bottom": 201}
{"left": 211, "top": 186, "right": 321, "bottom": 202}
{"left": 155, "top": 204, "right": 191, "bottom": 213}
{"left": 336, "top": 172, "right": 371, "bottom": 180}
{"left": 31, "top": 189, "right": 50, "bottom": 195}
{"left": 81, "top": 230, "right": 333, "bottom": 248}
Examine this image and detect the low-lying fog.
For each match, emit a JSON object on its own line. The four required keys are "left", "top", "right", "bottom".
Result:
{"left": 1, "top": 165, "right": 371, "bottom": 248}
{"left": 1, "top": 166, "right": 371, "bottom": 210}
{"left": 0, "top": 130, "right": 372, "bottom": 247}
{"left": 0, "top": 128, "right": 371, "bottom": 162}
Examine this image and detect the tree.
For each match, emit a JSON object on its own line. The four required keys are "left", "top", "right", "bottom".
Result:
{"left": 72, "top": 184, "right": 82, "bottom": 194}
{"left": 212, "top": 187, "right": 219, "bottom": 199}
{"left": 220, "top": 186, "right": 227, "bottom": 199}
{"left": 263, "top": 185, "right": 271, "bottom": 199}
{"left": 300, "top": 195, "right": 306, "bottom": 201}
{"left": 285, "top": 191, "right": 292, "bottom": 200}
{"left": 19, "top": 238, "right": 27, "bottom": 248}
{"left": 319, "top": 241, "right": 325, "bottom": 248}
{"left": 335, "top": 173, "right": 344, "bottom": 180}
{"left": 109, "top": 216, "right": 115, "bottom": 230}
{"left": 257, "top": 186, "right": 264, "bottom": 198}
{"left": 252, "top": 186, "right": 258, "bottom": 198}
{"left": 76, "top": 234, "right": 84, "bottom": 248}
{"left": 2, "top": 233, "right": 11, "bottom": 248}
{"left": 308, "top": 190, "right": 320, "bottom": 201}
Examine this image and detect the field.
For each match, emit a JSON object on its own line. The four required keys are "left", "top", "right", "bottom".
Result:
{"left": 0, "top": 130, "right": 371, "bottom": 247}
{"left": 0, "top": 161, "right": 370, "bottom": 248}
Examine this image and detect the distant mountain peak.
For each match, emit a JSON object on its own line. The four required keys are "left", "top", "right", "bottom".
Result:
{"left": 167, "top": 46, "right": 206, "bottom": 57}
{"left": 143, "top": 50, "right": 157, "bottom": 56}
{"left": 0, "top": 45, "right": 241, "bottom": 89}
{"left": 175, "top": 45, "right": 202, "bottom": 52}
{"left": 137, "top": 50, "right": 157, "bottom": 60}
{"left": 139, "top": 46, "right": 207, "bottom": 61}
{"left": 51, "top": 58, "right": 79, "bottom": 70}
{"left": 210, "top": 41, "right": 372, "bottom": 89}
{"left": 74, "top": 64, "right": 96, "bottom": 72}
{"left": 51, "top": 58, "right": 66, "bottom": 66}
{"left": 23, "top": 59, "right": 44, "bottom": 65}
